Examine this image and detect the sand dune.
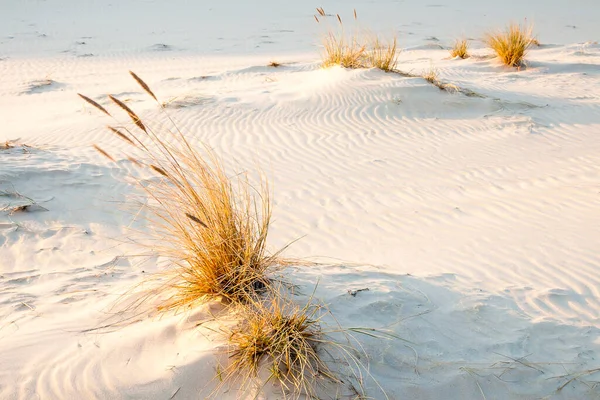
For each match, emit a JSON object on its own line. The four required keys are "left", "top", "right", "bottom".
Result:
{"left": 2, "top": 2, "right": 600, "bottom": 399}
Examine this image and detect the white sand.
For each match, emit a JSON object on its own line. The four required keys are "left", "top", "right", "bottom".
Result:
{"left": 1, "top": 1, "right": 600, "bottom": 399}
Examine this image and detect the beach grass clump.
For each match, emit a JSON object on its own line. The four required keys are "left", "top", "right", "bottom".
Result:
{"left": 366, "top": 35, "right": 399, "bottom": 72}
{"left": 450, "top": 39, "right": 469, "bottom": 59}
{"left": 79, "top": 72, "right": 389, "bottom": 399}
{"left": 79, "top": 72, "right": 281, "bottom": 309}
{"left": 222, "top": 298, "right": 336, "bottom": 398}
{"left": 485, "top": 22, "right": 534, "bottom": 67}
{"left": 317, "top": 8, "right": 366, "bottom": 69}
{"left": 315, "top": 8, "right": 400, "bottom": 71}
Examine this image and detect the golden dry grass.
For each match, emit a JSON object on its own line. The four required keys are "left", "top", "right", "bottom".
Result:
{"left": 316, "top": 8, "right": 399, "bottom": 71}
{"left": 80, "top": 73, "right": 393, "bottom": 400}
{"left": 221, "top": 298, "right": 337, "bottom": 399}
{"left": 80, "top": 72, "right": 283, "bottom": 309}
{"left": 485, "top": 22, "right": 534, "bottom": 67}
{"left": 366, "top": 36, "right": 399, "bottom": 72}
{"left": 321, "top": 27, "right": 366, "bottom": 69}
{"left": 450, "top": 39, "right": 469, "bottom": 59}
{"left": 316, "top": 8, "right": 364, "bottom": 68}
{"left": 422, "top": 66, "right": 438, "bottom": 85}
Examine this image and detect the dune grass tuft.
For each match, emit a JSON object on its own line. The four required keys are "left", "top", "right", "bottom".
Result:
{"left": 315, "top": 7, "right": 399, "bottom": 71}
{"left": 485, "top": 22, "right": 534, "bottom": 67}
{"left": 366, "top": 36, "right": 399, "bottom": 72}
{"left": 221, "top": 298, "right": 337, "bottom": 399}
{"left": 450, "top": 39, "right": 469, "bottom": 59}
{"left": 319, "top": 11, "right": 366, "bottom": 69}
{"left": 80, "top": 72, "right": 282, "bottom": 309}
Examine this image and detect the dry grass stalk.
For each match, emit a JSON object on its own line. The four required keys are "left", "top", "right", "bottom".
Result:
{"left": 129, "top": 70, "right": 158, "bottom": 101}
{"left": 108, "top": 126, "right": 136, "bottom": 147}
{"left": 78, "top": 93, "right": 110, "bottom": 116}
{"left": 93, "top": 144, "right": 115, "bottom": 161}
{"left": 485, "top": 22, "right": 534, "bottom": 67}
{"left": 81, "top": 73, "right": 282, "bottom": 309}
{"left": 108, "top": 95, "right": 147, "bottom": 133}
{"left": 450, "top": 39, "right": 469, "bottom": 59}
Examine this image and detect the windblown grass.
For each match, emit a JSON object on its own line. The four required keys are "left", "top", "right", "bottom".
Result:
{"left": 80, "top": 72, "right": 283, "bottom": 309}
{"left": 485, "top": 22, "right": 534, "bottom": 67}
{"left": 450, "top": 39, "right": 469, "bottom": 59}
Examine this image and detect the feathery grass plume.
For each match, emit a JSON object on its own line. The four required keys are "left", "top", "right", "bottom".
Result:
{"left": 78, "top": 93, "right": 111, "bottom": 116}
{"left": 366, "top": 35, "right": 399, "bottom": 71}
{"left": 93, "top": 144, "right": 115, "bottom": 162}
{"left": 129, "top": 70, "right": 157, "bottom": 102}
{"left": 126, "top": 156, "right": 142, "bottom": 167}
{"left": 450, "top": 39, "right": 469, "bottom": 59}
{"left": 221, "top": 297, "right": 338, "bottom": 399}
{"left": 108, "top": 95, "right": 147, "bottom": 133}
{"left": 108, "top": 126, "right": 136, "bottom": 146}
{"left": 82, "top": 72, "right": 283, "bottom": 309}
{"left": 485, "top": 22, "right": 534, "bottom": 67}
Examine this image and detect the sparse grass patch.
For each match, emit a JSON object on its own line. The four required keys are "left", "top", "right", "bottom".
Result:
{"left": 80, "top": 72, "right": 283, "bottom": 309}
{"left": 485, "top": 22, "right": 534, "bottom": 67}
{"left": 268, "top": 61, "right": 282, "bottom": 67}
{"left": 422, "top": 66, "right": 439, "bottom": 85}
{"left": 450, "top": 39, "right": 469, "bottom": 59}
